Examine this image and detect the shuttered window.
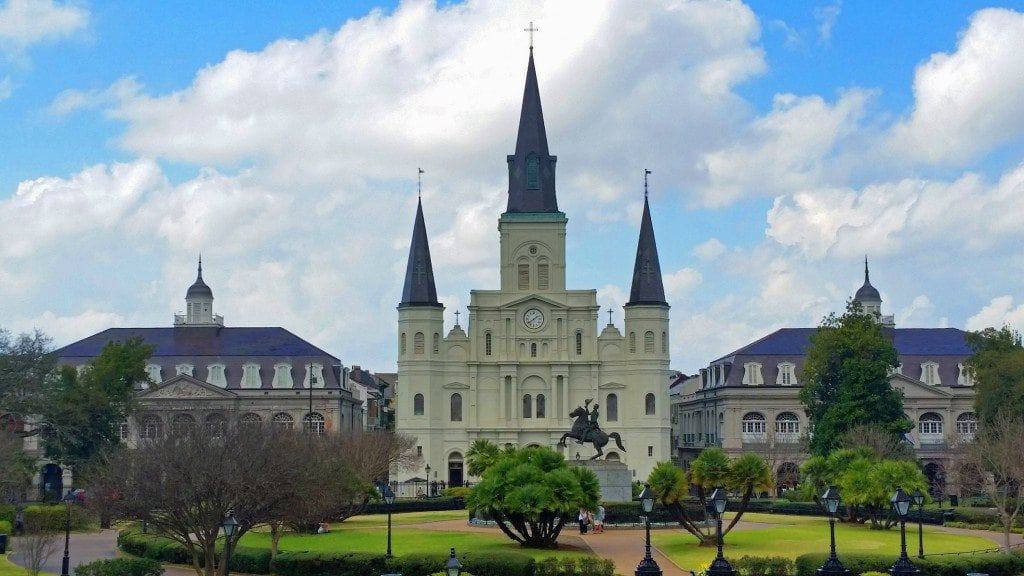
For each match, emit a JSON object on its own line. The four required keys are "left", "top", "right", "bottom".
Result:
{"left": 518, "top": 264, "right": 530, "bottom": 290}
{"left": 414, "top": 332, "right": 425, "bottom": 355}
{"left": 537, "top": 264, "right": 549, "bottom": 290}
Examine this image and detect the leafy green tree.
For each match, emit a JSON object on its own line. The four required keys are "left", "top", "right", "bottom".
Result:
{"left": 647, "top": 449, "right": 772, "bottom": 544}
{"left": 38, "top": 338, "right": 152, "bottom": 473}
{"left": 799, "top": 301, "right": 909, "bottom": 456}
{"left": 466, "top": 446, "right": 599, "bottom": 548}
{"left": 966, "top": 326, "right": 1024, "bottom": 427}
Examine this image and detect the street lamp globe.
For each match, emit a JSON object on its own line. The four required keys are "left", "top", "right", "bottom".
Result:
{"left": 910, "top": 489, "right": 925, "bottom": 507}
{"left": 638, "top": 484, "right": 655, "bottom": 514}
{"left": 891, "top": 488, "right": 911, "bottom": 518}
{"left": 710, "top": 487, "right": 728, "bottom": 517}
{"left": 822, "top": 486, "right": 841, "bottom": 516}
{"left": 445, "top": 547, "right": 462, "bottom": 576}
{"left": 222, "top": 512, "right": 239, "bottom": 539}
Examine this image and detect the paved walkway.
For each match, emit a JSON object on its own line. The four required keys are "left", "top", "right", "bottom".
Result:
{"left": 7, "top": 529, "right": 120, "bottom": 575}
{"left": 579, "top": 529, "right": 689, "bottom": 576}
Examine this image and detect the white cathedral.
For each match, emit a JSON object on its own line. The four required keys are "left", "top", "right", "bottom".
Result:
{"left": 396, "top": 49, "right": 672, "bottom": 486}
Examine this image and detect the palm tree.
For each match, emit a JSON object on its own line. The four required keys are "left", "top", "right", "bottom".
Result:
{"left": 466, "top": 439, "right": 501, "bottom": 478}
{"left": 724, "top": 453, "right": 773, "bottom": 531}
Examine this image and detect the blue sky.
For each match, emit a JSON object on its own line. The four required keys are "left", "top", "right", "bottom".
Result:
{"left": 2, "top": 0, "right": 1024, "bottom": 372}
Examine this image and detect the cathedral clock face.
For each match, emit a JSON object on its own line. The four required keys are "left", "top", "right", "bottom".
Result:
{"left": 523, "top": 308, "right": 545, "bottom": 330}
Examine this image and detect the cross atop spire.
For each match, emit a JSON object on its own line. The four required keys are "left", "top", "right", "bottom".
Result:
{"left": 524, "top": 21, "right": 539, "bottom": 50}
{"left": 454, "top": 310, "right": 461, "bottom": 326}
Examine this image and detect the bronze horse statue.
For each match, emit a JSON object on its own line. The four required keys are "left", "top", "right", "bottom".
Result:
{"left": 557, "top": 404, "right": 626, "bottom": 459}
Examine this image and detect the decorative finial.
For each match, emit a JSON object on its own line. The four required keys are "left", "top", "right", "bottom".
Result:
{"left": 417, "top": 167, "right": 424, "bottom": 199}
{"left": 644, "top": 169, "right": 651, "bottom": 198}
{"left": 864, "top": 255, "right": 870, "bottom": 283}
{"left": 524, "top": 21, "right": 539, "bottom": 51}
{"left": 198, "top": 254, "right": 203, "bottom": 278}
{"left": 454, "top": 310, "right": 461, "bottom": 327}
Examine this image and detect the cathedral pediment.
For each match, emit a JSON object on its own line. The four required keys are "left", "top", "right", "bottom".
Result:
{"left": 139, "top": 375, "right": 237, "bottom": 400}
{"left": 442, "top": 382, "right": 470, "bottom": 390}
{"left": 598, "top": 382, "right": 627, "bottom": 389}
{"left": 503, "top": 294, "right": 568, "bottom": 309}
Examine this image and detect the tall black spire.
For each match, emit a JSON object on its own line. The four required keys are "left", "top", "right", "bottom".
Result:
{"left": 400, "top": 197, "right": 441, "bottom": 308}
{"left": 505, "top": 49, "right": 558, "bottom": 213}
{"left": 626, "top": 193, "right": 667, "bottom": 307}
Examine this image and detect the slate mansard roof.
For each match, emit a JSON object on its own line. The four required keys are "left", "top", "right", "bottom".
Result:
{"left": 55, "top": 327, "right": 339, "bottom": 361}
{"left": 714, "top": 327, "right": 972, "bottom": 362}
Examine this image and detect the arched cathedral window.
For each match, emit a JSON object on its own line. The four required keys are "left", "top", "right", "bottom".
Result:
{"left": 522, "top": 394, "right": 532, "bottom": 418}
{"left": 606, "top": 393, "right": 618, "bottom": 422}
{"left": 644, "top": 331, "right": 655, "bottom": 353}
{"left": 645, "top": 393, "right": 656, "bottom": 415}
{"left": 485, "top": 332, "right": 492, "bottom": 356}
{"left": 414, "top": 332, "right": 425, "bottom": 355}
{"left": 629, "top": 332, "right": 636, "bottom": 353}
{"left": 450, "top": 393, "right": 463, "bottom": 422}
{"left": 413, "top": 393, "right": 424, "bottom": 415}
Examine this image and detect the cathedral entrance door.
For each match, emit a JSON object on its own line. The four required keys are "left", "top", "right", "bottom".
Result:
{"left": 448, "top": 453, "right": 464, "bottom": 487}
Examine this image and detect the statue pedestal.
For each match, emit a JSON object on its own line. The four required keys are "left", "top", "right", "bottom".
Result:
{"left": 570, "top": 459, "right": 633, "bottom": 502}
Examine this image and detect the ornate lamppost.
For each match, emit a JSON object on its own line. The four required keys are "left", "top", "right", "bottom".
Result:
{"left": 910, "top": 489, "right": 925, "bottom": 558}
{"left": 60, "top": 490, "right": 79, "bottom": 576}
{"left": 445, "top": 548, "right": 462, "bottom": 576}
{"left": 707, "top": 488, "right": 736, "bottom": 576}
{"left": 817, "top": 486, "right": 850, "bottom": 576}
{"left": 424, "top": 464, "right": 431, "bottom": 497}
{"left": 222, "top": 511, "right": 239, "bottom": 576}
{"left": 378, "top": 483, "right": 396, "bottom": 558}
{"left": 888, "top": 488, "right": 919, "bottom": 576}
{"left": 635, "top": 483, "right": 662, "bottom": 576}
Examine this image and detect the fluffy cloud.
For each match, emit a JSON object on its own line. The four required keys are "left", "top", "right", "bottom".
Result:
{"left": 888, "top": 8, "right": 1024, "bottom": 165}
{"left": 692, "top": 238, "right": 726, "bottom": 261}
{"left": 813, "top": 2, "right": 841, "bottom": 42}
{"left": 0, "top": 0, "right": 88, "bottom": 50}
{"left": 663, "top": 267, "right": 702, "bottom": 299}
{"left": 966, "top": 296, "right": 1024, "bottom": 332}
{"left": 767, "top": 163, "right": 1024, "bottom": 258}
{"left": 698, "top": 90, "right": 871, "bottom": 205}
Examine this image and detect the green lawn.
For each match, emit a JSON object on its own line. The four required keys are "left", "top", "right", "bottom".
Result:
{"left": 653, "top": 512, "right": 995, "bottom": 571}
{"left": 0, "top": 555, "right": 31, "bottom": 576}
{"left": 238, "top": 511, "right": 591, "bottom": 560}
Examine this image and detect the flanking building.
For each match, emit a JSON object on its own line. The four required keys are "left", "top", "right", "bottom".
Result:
{"left": 671, "top": 261, "right": 977, "bottom": 496}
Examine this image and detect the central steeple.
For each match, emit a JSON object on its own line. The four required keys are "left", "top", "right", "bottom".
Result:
{"left": 505, "top": 49, "right": 559, "bottom": 214}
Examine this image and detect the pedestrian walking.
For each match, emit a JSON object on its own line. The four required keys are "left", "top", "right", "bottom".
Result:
{"left": 578, "top": 508, "right": 589, "bottom": 534}
{"left": 594, "top": 504, "right": 605, "bottom": 533}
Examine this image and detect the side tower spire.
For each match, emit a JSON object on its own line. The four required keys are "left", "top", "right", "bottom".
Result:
{"left": 505, "top": 49, "right": 558, "bottom": 213}
{"left": 400, "top": 196, "right": 441, "bottom": 308}
{"left": 626, "top": 175, "right": 667, "bottom": 307}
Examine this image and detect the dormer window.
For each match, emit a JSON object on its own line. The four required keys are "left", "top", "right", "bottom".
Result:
{"left": 776, "top": 362, "right": 796, "bottom": 386}
{"left": 304, "top": 363, "right": 325, "bottom": 389}
{"left": 272, "top": 363, "right": 294, "bottom": 388}
{"left": 742, "top": 362, "right": 763, "bottom": 386}
{"left": 145, "top": 364, "right": 162, "bottom": 386}
{"left": 206, "top": 364, "right": 227, "bottom": 388}
{"left": 957, "top": 363, "right": 973, "bottom": 386}
{"left": 526, "top": 153, "right": 540, "bottom": 189}
{"left": 175, "top": 364, "right": 194, "bottom": 377}
{"left": 241, "top": 363, "right": 261, "bottom": 388}
{"left": 921, "top": 361, "right": 941, "bottom": 386}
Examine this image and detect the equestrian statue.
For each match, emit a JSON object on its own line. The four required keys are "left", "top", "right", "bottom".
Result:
{"left": 557, "top": 399, "right": 626, "bottom": 459}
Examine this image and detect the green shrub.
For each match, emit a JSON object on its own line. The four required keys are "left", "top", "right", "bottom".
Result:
{"left": 272, "top": 550, "right": 534, "bottom": 576}
{"left": 23, "top": 504, "right": 93, "bottom": 531}
{"left": 442, "top": 487, "right": 471, "bottom": 499}
{"left": 226, "top": 546, "right": 272, "bottom": 574}
{"left": 732, "top": 555, "right": 795, "bottom": 576}
{"left": 428, "top": 573, "right": 475, "bottom": 576}
{"left": 0, "top": 520, "right": 11, "bottom": 536}
{"left": 117, "top": 530, "right": 192, "bottom": 565}
{"left": 533, "top": 557, "right": 613, "bottom": 576}
{"left": 74, "top": 558, "right": 163, "bottom": 576}
{"left": 0, "top": 504, "right": 14, "bottom": 523}
{"left": 363, "top": 497, "right": 465, "bottom": 515}
{"left": 795, "top": 552, "right": 1024, "bottom": 576}
{"left": 859, "top": 572, "right": 888, "bottom": 576}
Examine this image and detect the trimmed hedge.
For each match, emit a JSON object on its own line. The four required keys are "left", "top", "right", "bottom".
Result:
{"left": 731, "top": 555, "right": 795, "bottom": 576}
{"left": 117, "top": 530, "right": 271, "bottom": 574}
{"left": 795, "top": 552, "right": 1024, "bottom": 576}
{"left": 74, "top": 558, "right": 163, "bottom": 576}
{"left": 535, "top": 557, "right": 614, "bottom": 576}
{"left": 363, "top": 497, "right": 465, "bottom": 515}
{"left": 22, "top": 504, "right": 94, "bottom": 531}
{"left": 272, "top": 550, "right": 535, "bottom": 576}
{"left": 0, "top": 520, "right": 11, "bottom": 536}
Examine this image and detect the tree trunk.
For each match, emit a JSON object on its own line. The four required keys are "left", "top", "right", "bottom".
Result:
{"left": 723, "top": 488, "right": 752, "bottom": 535}
{"left": 270, "top": 523, "right": 282, "bottom": 560}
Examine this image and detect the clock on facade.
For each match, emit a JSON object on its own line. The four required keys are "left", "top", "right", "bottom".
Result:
{"left": 523, "top": 308, "right": 545, "bottom": 329}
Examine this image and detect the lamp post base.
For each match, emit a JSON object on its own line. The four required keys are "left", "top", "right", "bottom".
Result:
{"left": 707, "top": 556, "right": 737, "bottom": 576}
{"left": 635, "top": 555, "right": 663, "bottom": 576}
{"left": 889, "top": 555, "right": 920, "bottom": 576}
{"left": 817, "top": 556, "right": 850, "bottom": 576}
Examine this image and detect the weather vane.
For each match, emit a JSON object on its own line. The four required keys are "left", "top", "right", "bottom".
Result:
{"left": 417, "top": 167, "right": 424, "bottom": 198}
{"left": 644, "top": 169, "right": 651, "bottom": 198}
{"left": 524, "top": 21, "right": 539, "bottom": 50}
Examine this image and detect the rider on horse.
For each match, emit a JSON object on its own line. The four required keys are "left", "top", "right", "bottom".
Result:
{"left": 579, "top": 399, "right": 599, "bottom": 444}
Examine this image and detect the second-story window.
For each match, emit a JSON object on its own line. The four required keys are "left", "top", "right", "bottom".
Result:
{"left": 537, "top": 263, "right": 549, "bottom": 290}
{"left": 485, "top": 332, "right": 493, "bottom": 356}
{"left": 518, "top": 264, "right": 530, "bottom": 290}
{"left": 575, "top": 331, "right": 582, "bottom": 355}
{"left": 644, "top": 331, "right": 655, "bottom": 353}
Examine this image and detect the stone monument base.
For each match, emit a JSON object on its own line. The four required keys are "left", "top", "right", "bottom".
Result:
{"left": 570, "top": 459, "right": 633, "bottom": 502}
